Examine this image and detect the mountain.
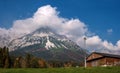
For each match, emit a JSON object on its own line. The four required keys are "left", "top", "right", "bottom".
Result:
{"left": 9, "top": 27, "right": 86, "bottom": 62}
{"left": 0, "top": 33, "right": 11, "bottom": 47}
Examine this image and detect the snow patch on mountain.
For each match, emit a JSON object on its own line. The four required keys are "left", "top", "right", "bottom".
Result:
{"left": 45, "top": 36, "right": 56, "bottom": 50}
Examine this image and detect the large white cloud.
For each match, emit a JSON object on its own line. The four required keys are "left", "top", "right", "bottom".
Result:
{"left": 0, "top": 5, "right": 120, "bottom": 54}
{"left": 77, "top": 35, "right": 120, "bottom": 54}
{"left": 10, "top": 5, "right": 87, "bottom": 37}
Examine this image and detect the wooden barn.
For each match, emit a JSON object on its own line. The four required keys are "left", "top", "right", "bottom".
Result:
{"left": 86, "top": 52, "right": 120, "bottom": 67}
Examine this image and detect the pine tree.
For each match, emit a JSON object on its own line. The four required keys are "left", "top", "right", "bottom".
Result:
{"left": 4, "top": 57, "right": 10, "bottom": 68}
{"left": 25, "top": 53, "right": 32, "bottom": 68}
{"left": 4, "top": 47, "right": 10, "bottom": 68}
{"left": 0, "top": 47, "right": 3, "bottom": 67}
{"left": 30, "top": 57, "right": 39, "bottom": 68}
{"left": 0, "top": 47, "right": 11, "bottom": 68}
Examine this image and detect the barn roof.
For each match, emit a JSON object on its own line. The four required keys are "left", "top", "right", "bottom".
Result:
{"left": 88, "top": 52, "right": 120, "bottom": 59}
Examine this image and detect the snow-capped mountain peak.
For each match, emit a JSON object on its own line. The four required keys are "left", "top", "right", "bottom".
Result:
{"left": 8, "top": 27, "right": 70, "bottom": 51}
{"left": 9, "top": 27, "right": 86, "bottom": 62}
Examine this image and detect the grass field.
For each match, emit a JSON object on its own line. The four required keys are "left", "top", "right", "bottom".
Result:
{"left": 0, "top": 66, "right": 120, "bottom": 73}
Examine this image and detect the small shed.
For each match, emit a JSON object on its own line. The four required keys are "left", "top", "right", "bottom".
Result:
{"left": 86, "top": 52, "right": 120, "bottom": 67}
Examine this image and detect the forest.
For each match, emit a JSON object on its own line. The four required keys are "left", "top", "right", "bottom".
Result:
{"left": 0, "top": 47, "right": 82, "bottom": 68}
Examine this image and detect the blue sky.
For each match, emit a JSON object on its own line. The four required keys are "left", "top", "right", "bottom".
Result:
{"left": 0, "top": 0, "right": 120, "bottom": 44}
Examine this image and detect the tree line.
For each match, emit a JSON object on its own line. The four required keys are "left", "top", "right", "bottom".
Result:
{"left": 0, "top": 47, "right": 82, "bottom": 68}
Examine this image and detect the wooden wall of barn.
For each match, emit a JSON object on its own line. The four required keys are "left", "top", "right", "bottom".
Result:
{"left": 87, "top": 57, "right": 120, "bottom": 67}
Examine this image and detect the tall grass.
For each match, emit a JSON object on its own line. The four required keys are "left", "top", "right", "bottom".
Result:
{"left": 0, "top": 66, "right": 120, "bottom": 73}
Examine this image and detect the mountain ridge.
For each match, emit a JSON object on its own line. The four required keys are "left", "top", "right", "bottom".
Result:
{"left": 9, "top": 27, "right": 86, "bottom": 62}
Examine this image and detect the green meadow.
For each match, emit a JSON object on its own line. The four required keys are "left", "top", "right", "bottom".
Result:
{"left": 0, "top": 67, "right": 120, "bottom": 73}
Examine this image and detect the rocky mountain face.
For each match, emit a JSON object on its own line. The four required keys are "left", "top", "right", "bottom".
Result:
{"left": 9, "top": 27, "right": 86, "bottom": 62}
